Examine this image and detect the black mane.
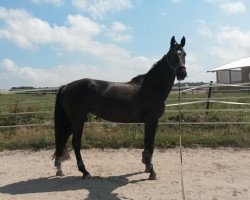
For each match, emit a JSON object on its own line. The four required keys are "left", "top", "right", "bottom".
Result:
{"left": 129, "top": 54, "right": 168, "bottom": 85}
{"left": 129, "top": 74, "right": 145, "bottom": 84}
{"left": 147, "top": 54, "right": 168, "bottom": 74}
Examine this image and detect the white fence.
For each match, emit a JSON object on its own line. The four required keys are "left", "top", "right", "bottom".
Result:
{"left": 0, "top": 82, "right": 249, "bottom": 129}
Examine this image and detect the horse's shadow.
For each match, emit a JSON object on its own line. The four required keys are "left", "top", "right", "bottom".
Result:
{"left": 0, "top": 172, "right": 148, "bottom": 200}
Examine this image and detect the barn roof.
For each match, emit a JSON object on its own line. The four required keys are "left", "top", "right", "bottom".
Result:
{"left": 208, "top": 57, "right": 250, "bottom": 72}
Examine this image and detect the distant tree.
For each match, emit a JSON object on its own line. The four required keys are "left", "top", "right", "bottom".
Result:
{"left": 173, "top": 82, "right": 206, "bottom": 87}
{"left": 10, "top": 86, "right": 35, "bottom": 91}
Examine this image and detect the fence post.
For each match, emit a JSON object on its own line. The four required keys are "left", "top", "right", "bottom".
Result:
{"left": 206, "top": 81, "right": 213, "bottom": 115}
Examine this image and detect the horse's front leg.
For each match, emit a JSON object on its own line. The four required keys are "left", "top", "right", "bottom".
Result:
{"left": 72, "top": 122, "right": 91, "bottom": 179}
{"left": 142, "top": 119, "right": 158, "bottom": 180}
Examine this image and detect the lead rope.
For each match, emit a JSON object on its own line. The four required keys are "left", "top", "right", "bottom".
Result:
{"left": 178, "top": 82, "right": 186, "bottom": 200}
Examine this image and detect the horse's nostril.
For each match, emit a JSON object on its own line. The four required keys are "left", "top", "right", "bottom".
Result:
{"left": 176, "top": 67, "right": 187, "bottom": 81}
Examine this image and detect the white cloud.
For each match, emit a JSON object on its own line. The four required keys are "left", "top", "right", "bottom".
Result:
{"left": 2, "top": 58, "right": 55, "bottom": 82}
{"left": 65, "top": 14, "right": 103, "bottom": 37}
{"left": 0, "top": 7, "right": 106, "bottom": 49}
{"left": 216, "top": 26, "right": 250, "bottom": 48}
{"left": 210, "top": 26, "right": 250, "bottom": 61}
{"left": 1, "top": 58, "right": 96, "bottom": 87}
{"left": 108, "top": 33, "right": 132, "bottom": 43}
{"left": 1, "top": 53, "right": 212, "bottom": 89}
{"left": 220, "top": 1, "right": 246, "bottom": 14}
{"left": 71, "top": 0, "right": 132, "bottom": 18}
{"left": 204, "top": 0, "right": 246, "bottom": 15}
{"left": 0, "top": 6, "right": 148, "bottom": 89}
{"left": 106, "top": 21, "right": 132, "bottom": 42}
{"left": 0, "top": 7, "right": 133, "bottom": 58}
{"left": 71, "top": 0, "right": 89, "bottom": 11}
{"left": 197, "top": 20, "right": 212, "bottom": 37}
{"left": 184, "top": 62, "right": 215, "bottom": 83}
{"left": 0, "top": 7, "right": 52, "bottom": 49}
{"left": 1, "top": 57, "right": 153, "bottom": 88}
{"left": 111, "top": 21, "right": 129, "bottom": 32}
{"left": 0, "top": 6, "right": 203, "bottom": 88}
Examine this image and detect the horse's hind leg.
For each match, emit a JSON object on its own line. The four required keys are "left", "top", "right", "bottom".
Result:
{"left": 72, "top": 119, "right": 91, "bottom": 179}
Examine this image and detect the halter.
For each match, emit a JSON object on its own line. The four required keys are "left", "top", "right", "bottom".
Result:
{"left": 166, "top": 50, "right": 186, "bottom": 76}
{"left": 166, "top": 53, "right": 177, "bottom": 76}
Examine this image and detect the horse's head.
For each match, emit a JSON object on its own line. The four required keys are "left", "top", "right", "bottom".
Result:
{"left": 167, "top": 36, "right": 187, "bottom": 81}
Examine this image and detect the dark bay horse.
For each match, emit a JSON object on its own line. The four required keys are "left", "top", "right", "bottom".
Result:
{"left": 54, "top": 36, "right": 187, "bottom": 180}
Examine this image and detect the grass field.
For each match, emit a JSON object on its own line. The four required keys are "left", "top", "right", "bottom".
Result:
{"left": 0, "top": 90, "right": 249, "bottom": 150}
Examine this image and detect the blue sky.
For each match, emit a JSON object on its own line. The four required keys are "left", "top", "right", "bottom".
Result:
{"left": 0, "top": 0, "right": 250, "bottom": 89}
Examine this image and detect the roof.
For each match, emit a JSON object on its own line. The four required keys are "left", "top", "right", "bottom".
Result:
{"left": 208, "top": 57, "right": 250, "bottom": 72}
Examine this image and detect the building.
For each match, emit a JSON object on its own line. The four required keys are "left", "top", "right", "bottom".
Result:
{"left": 208, "top": 57, "right": 250, "bottom": 84}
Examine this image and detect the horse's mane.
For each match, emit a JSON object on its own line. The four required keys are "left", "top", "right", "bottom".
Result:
{"left": 129, "top": 74, "right": 145, "bottom": 84}
{"left": 148, "top": 54, "right": 168, "bottom": 72}
{"left": 143, "top": 54, "right": 168, "bottom": 82}
{"left": 128, "top": 54, "right": 168, "bottom": 85}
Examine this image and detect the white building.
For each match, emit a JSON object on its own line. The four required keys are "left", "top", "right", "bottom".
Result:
{"left": 208, "top": 57, "right": 250, "bottom": 84}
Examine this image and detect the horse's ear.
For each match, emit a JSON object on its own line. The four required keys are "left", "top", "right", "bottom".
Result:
{"left": 170, "top": 36, "right": 176, "bottom": 47}
{"left": 180, "top": 36, "right": 186, "bottom": 47}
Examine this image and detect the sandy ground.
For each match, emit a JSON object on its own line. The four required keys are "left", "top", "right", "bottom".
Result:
{"left": 0, "top": 148, "right": 249, "bottom": 200}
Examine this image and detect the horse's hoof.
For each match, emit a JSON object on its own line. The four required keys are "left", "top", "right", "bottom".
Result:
{"left": 56, "top": 171, "right": 64, "bottom": 176}
{"left": 82, "top": 173, "right": 92, "bottom": 179}
{"left": 148, "top": 171, "right": 157, "bottom": 180}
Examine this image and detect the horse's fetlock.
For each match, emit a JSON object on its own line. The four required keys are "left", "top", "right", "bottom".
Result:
{"left": 149, "top": 171, "right": 157, "bottom": 180}
{"left": 54, "top": 157, "right": 62, "bottom": 167}
{"left": 78, "top": 164, "right": 89, "bottom": 175}
{"left": 145, "top": 163, "right": 153, "bottom": 173}
{"left": 142, "top": 150, "right": 153, "bottom": 165}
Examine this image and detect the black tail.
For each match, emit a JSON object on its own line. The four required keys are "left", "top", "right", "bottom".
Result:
{"left": 53, "top": 86, "right": 70, "bottom": 161}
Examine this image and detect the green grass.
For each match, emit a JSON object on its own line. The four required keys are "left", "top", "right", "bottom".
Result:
{"left": 0, "top": 124, "right": 249, "bottom": 151}
{"left": 0, "top": 92, "right": 250, "bottom": 150}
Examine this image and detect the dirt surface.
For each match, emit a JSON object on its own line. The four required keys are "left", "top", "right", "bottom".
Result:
{"left": 0, "top": 148, "right": 249, "bottom": 200}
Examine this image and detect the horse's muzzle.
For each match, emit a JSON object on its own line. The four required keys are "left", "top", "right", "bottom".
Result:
{"left": 176, "top": 66, "right": 187, "bottom": 81}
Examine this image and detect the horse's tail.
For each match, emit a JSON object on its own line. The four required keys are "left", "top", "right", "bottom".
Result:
{"left": 53, "top": 85, "right": 70, "bottom": 161}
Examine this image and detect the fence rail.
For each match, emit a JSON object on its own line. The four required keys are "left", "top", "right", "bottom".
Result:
{"left": 0, "top": 82, "right": 249, "bottom": 129}
{"left": 1, "top": 121, "right": 250, "bottom": 129}
{"left": 1, "top": 82, "right": 250, "bottom": 94}
{"left": 1, "top": 108, "right": 250, "bottom": 117}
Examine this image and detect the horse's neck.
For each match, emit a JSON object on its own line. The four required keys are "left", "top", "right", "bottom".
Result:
{"left": 144, "top": 63, "right": 175, "bottom": 101}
